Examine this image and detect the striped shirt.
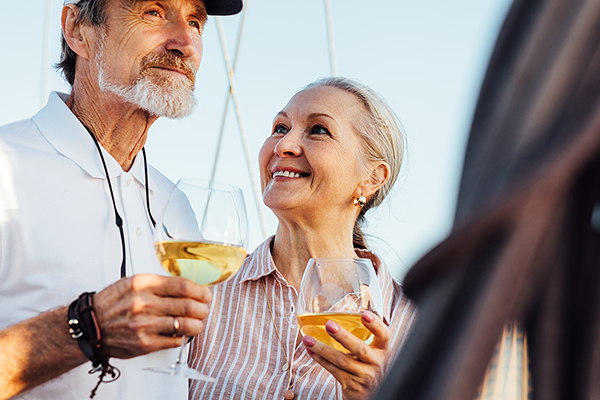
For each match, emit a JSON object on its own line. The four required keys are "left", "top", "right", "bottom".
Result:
{"left": 188, "top": 236, "right": 417, "bottom": 400}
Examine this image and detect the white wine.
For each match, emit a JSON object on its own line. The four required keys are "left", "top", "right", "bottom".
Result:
{"left": 297, "top": 312, "right": 373, "bottom": 353}
{"left": 155, "top": 241, "right": 246, "bottom": 286}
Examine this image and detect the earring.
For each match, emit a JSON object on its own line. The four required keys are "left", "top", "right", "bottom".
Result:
{"left": 353, "top": 195, "right": 366, "bottom": 208}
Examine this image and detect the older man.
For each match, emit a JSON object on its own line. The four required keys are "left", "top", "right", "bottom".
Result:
{"left": 0, "top": 0, "right": 242, "bottom": 399}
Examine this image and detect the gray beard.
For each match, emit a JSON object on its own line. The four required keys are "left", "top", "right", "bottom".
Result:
{"left": 97, "top": 57, "right": 196, "bottom": 119}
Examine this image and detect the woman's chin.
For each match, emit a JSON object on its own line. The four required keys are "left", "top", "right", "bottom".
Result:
{"left": 263, "top": 188, "right": 306, "bottom": 211}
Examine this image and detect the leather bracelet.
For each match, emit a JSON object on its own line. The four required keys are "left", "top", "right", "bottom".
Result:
{"left": 68, "top": 292, "right": 103, "bottom": 367}
{"left": 67, "top": 292, "right": 120, "bottom": 398}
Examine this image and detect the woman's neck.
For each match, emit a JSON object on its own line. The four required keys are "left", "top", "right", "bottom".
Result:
{"left": 271, "top": 219, "right": 358, "bottom": 291}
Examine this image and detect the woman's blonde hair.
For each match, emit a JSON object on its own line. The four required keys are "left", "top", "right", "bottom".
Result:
{"left": 304, "top": 77, "right": 405, "bottom": 249}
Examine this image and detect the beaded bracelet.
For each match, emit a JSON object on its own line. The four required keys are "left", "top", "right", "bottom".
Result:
{"left": 67, "top": 292, "right": 120, "bottom": 398}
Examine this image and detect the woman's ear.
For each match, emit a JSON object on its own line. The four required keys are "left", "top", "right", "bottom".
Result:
{"left": 360, "top": 162, "right": 390, "bottom": 199}
{"left": 61, "top": 4, "right": 92, "bottom": 60}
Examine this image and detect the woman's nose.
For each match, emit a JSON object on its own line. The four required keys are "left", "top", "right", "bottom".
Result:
{"left": 274, "top": 132, "right": 302, "bottom": 157}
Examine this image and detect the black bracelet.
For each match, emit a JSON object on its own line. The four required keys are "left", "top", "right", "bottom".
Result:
{"left": 68, "top": 292, "right": 120, "bottom": 398}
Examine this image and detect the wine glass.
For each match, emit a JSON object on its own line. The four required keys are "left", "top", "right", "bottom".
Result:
{"left": 296, "top": 258, "right": 382, "bottom": 353}
{"left": 146, "top": 178, "right": 248, "bottom": 380}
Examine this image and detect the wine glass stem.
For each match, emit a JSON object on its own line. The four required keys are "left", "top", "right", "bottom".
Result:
{"left": 175, "top": 336, "right": 187, "bottom": 365}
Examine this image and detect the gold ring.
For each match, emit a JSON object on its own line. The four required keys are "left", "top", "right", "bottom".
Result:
{"left": 173, "top": 317, "right": 180, "bottom": 336}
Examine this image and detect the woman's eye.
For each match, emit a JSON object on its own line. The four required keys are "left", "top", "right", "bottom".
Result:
{"left": 273, "top": 124, "right": 289, "bottom": 135}
{"left": 311, "top": 125, "right": 330, "bottom": 135}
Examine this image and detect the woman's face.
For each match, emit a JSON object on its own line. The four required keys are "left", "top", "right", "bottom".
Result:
{"left": 259, "top": 85, "right": 371, "bottom": 220}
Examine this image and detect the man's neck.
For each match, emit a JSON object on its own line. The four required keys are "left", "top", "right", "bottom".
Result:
{"left": 66, "top": 83, "right": 158, "bottom": 172}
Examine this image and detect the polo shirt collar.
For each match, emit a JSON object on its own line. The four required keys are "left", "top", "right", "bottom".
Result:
{"left": 32, "top": 92, "right": 158, "bottom": 192}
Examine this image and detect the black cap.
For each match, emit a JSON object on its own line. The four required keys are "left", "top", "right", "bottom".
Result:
{"left": 206, "top": 0, "right": 243, "bottom": 15}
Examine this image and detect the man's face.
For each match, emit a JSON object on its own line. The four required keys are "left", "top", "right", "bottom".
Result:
{"left": 94, "top": 0, "right": 207, "bottom": 118}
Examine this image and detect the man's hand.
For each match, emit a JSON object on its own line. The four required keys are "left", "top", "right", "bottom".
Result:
{"left": 94, "top": 274, "right": 212, "bottom": 359}
{"left": 0, "top": 274, "right": 212, "bottom": 400}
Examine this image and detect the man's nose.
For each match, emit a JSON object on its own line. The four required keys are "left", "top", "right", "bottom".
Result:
{"left": 164, "top": 16, "right": 198, "bottom": 58}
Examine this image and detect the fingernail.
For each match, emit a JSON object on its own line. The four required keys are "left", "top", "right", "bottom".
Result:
{"left": 325, "top": 320, "right": 339, "bottom": 334}
{"left": 362, "top": 311, "right": 374, "bottom": 323}
{"left": 303, "top": 335, "right": 316, "bottom": 347}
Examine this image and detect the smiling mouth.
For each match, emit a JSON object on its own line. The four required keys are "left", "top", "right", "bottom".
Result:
{"left": 273, "top": 170, "right": 306, "bottom": 178}
{"left": 145, "top": 63, "right": 195, "bottom": 82}
{"left": 141, "top": 53, "right": 197, "bottom": 82}
{"left": 153, "top": 66, "right": 190, "bottom": 77}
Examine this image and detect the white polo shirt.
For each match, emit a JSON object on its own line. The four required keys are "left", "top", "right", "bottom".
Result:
{"left": 0, "top": 92, "right": 186, "bottom": 400}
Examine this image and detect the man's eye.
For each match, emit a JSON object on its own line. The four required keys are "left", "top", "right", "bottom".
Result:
{"left": 311, "top": 125, "right": 330, "bottom": 135}
{"left": 273, "top": 124, "right": 289, "bottom": 135}
{"left": 147, "top": 10, "right": 160, "bottom": 17}
{"left": 189, "top": 20, "right": 200, "bottom": 29}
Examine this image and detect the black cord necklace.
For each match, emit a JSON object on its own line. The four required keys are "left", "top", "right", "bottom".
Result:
{"left": 85, "top": 127, "right": 156, "bottom": 278}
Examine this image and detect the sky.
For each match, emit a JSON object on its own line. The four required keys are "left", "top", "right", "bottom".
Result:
{"left": 0, "top": 0, "right": 513, "bottom": 281}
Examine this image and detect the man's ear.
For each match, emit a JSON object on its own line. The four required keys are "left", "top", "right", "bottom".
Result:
{"left": 61, "top": 4, "right": 92, "bottom": 60}
{"left": 360, "top": 162, "right": 390, "bottom": 199}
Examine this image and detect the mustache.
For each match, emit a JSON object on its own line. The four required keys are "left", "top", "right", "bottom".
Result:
{"left": 140, "top": 53, "right": 197, "bottom": 83}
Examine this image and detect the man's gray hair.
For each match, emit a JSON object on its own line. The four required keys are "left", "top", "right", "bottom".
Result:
{"left": 56, "top": 0, "right": 109, "bottom": 86}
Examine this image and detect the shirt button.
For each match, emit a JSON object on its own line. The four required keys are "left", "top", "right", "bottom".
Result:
{"left": 282, "top": 363, "right": 289, "bottom": 371}
{"left": 136, "top": 227, "right": 142, "bottom": 237}
{"left": 126, "top": 178, "right": 133, "bottom": 187}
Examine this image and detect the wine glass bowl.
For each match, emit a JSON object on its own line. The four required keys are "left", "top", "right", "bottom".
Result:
{"left": 296, "top": 258, "right": 382, "bottom": 353}
{"left": 156, "top": 241, "right": 246, "bottom": 286}
{"left": 155, "top": 179, "right": 248, "bottom": 286}
{"left": 147, "top": 178, "right": 248, "bottom": 380}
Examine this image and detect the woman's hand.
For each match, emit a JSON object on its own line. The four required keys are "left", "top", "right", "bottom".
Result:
{"left": 302, "top": 311, "right": 390, "bottom": 400}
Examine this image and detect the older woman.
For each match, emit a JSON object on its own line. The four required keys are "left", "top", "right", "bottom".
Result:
{"left": 188, "top": 77, "right": 417, "bottom": 400}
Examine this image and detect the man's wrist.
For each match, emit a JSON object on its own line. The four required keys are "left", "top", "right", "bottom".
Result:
{"left": 67, "top": 292, "right": 120, "bottom": 398}
{"left": 67, "top": 292, "right": 104, "bottom": 368}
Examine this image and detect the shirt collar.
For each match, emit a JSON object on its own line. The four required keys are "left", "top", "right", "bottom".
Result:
{"left": 238, "top": 236, "right": 393, "bottom": 323}
{"left": 238, "top": 235, "right": 278, "bottom": 283}
{"left": 239, "top": 236, "right": 387, "bottom": 282}
{"left": 32, "top": 92, "right": 158, "bottom": 192}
